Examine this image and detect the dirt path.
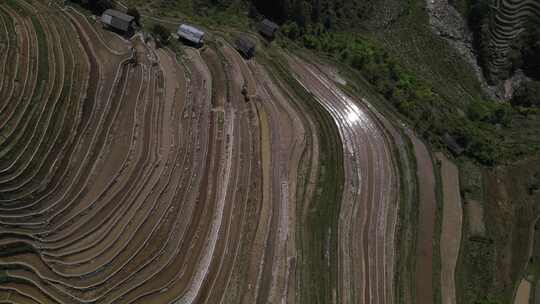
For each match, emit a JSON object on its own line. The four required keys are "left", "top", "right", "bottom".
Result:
{"left": 436, "top": 152, "right": 463, "bottom": 304}
{"left": 514, "top": 279, "right": 532, "bottom": 304}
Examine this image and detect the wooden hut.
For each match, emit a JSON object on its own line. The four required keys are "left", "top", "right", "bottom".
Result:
{"left": 235, "top": 36, "right": 256, "bottom": 59}
{"left": 101, "top": 9, "right": 135, "bottom": 34}
{"left": 259, "top": 19, "right": 279, "bottom": 40}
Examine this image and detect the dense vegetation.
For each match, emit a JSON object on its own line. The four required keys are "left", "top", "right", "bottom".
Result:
{"left": 250, "top": 0, "right": 372, "bottom": 28}
{"left": 513, "top": 81, "right": 540, "bottom": 108}
{"left": 70, "top": 0, "right": 114, "bottom": 14}
{"left": 124, "top": 0, "right": 539, "bottom": 86}
{"left": 151, "top": 24, "right": 171, "bottom": 46}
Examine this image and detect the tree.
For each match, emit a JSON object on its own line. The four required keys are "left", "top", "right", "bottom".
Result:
{"left": 127, "top": 7, "right": 141, "bottom": 26}
{"left": 292, "top": 0, "right": 311, "bottom": 29}
{"left": 85, "top": 0, "right": 113, "bottom": 14}
{"left": 69, "top": 0, "right": 112, "bottom": 13}
{"left": 281, "top": 22, "right": 300, "bottom": 40}
{"left": 512, "top": 81, "right": 540, "bottom": 108}
{"left": 151, "top": 24, "right": 171, "bottom": 47}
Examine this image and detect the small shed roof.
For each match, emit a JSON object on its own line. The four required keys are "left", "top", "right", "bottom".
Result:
{"left": 177, "top": 24, "right": 205, "bottom": 44}
{"left": 235, "top": 37, "right": 255, "bottom": 57}
{"left": 259, "top": 19, "right": 279, "bottom": 38}
{"left": 102, "top": 9, "right": 134, "bottom": 32}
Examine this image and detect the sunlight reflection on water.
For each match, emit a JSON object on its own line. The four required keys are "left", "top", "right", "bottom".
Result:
{"left": 347, "top": 112, "right": 360, "bottom": 123}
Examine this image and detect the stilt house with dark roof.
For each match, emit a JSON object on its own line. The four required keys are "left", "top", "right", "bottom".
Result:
{"left": 101, "top": 9, "right": 135, "bottom": 34}
{"left": 235, "top": 36, "right": 256, "bottom": 59}
{"left": 259, "top": 19, "right": 279, "bottom": 40}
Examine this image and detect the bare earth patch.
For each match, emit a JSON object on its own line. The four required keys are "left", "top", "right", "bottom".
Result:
{"left": 514, "top": 279, "right": 531, "bottom": 304}
{"left": 409, "top": 134, "right": 436, "bottom": 304}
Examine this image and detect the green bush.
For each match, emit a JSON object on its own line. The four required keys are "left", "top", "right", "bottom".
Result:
{"left": 69, "top": 0, "right": 114, "bottom": 14}
{"left": 512, "top": 81, "right": 540, "bottom": 108}
{"left": 281, "top": 22, "right": 300, "bottom": 40}
{"left": 127, "top": 7, "right": 141, "bottom": 26}
{"left": 151, "top": 24, "right": 170, "bottom": 47}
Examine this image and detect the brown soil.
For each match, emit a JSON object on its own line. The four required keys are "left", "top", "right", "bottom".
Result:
{"left": 410, "top": 134, "right": 437, "bottom": 304}
{"left": 514, "top": 279, "right": 531, "bottom": 304}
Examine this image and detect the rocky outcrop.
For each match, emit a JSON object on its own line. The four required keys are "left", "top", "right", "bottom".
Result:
{"left": 426, "top": 0, "right": 498, "bottom": 98}
{"left": 426, "top": 0, "right": 540, "bottom": 99}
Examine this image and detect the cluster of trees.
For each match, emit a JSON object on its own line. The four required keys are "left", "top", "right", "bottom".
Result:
{"left": 69, "top": 0, "right": 114, "bottom": 14}
{"left": 151, "top": 24, "right": 171, "bottom": 47}
{"left": 127, "top": 7, "right": 141, "bottom": 26}
{"left": 512, "top": 81, "right": 540, "bottom": 108}
{"left": 250, "top": 0, "right": 373, "bottom": 29}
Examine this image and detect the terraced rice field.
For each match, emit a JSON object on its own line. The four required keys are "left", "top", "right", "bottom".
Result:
{"left": 0, "top": 0, "right": 463, "bottom": 303}
{"left": 486, "top": 0, "right": 540, "bottom": 80}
